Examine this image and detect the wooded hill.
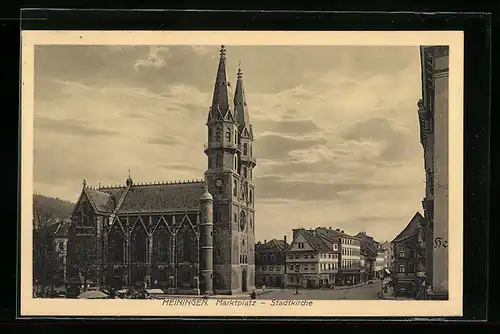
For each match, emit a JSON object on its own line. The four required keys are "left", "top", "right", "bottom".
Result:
{"left": 33, "top": 194, "right": 75, "bottom": 227}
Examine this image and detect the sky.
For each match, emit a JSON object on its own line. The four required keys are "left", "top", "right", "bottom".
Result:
{"left": 33, "top": 44, "right": 426, "bottom": 243}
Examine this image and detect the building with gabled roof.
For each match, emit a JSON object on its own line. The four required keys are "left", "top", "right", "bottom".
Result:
{"left": 255, "top": 237, "right": 289, "bottom": 288}
{"left": 66, "top": 46, "right": 257, "bottom": 296}
{"left": 391, "top": 212, "right": 427, "bottom": 297}
{"left": 285, "top": 228, "right": 340, "bottom": 288}
{"left": 314, "top": 227, "right": 363, "bottom": 285}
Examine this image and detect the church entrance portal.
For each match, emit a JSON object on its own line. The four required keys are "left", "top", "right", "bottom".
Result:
{"left": 242, "top": 269, "right": 247, "bottom": 292}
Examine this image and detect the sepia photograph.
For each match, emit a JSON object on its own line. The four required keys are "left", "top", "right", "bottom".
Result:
{"left": 20, "top": 31, "right": 463, "bottom": 317}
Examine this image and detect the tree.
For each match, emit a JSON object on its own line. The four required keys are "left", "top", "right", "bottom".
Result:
{"left": 33, "top": 196, "right": 65, "bottom": 296}
{"left": 74, "top": 237, "right": 100, "bottom": 291}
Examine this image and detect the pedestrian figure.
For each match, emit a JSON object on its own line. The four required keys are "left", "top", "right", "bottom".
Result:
{"left": 280, "top": 281, "right": 285, "bottom": 292}
{"left": 250, "top": 291, "right": 257, "bottom": 299}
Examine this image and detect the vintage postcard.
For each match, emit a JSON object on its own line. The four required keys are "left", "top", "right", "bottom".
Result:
{"left": 20, "top": 30, "right": 464, "bottom": 318}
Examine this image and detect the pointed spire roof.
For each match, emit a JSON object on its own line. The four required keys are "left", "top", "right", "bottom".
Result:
{"left": 234, "top": 62, "right": 253, "bottom": 138}
{"left": 208, "top": 45, "right": 235, "bottom": 123}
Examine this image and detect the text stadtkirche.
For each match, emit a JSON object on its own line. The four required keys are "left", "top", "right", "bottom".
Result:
{"left": 161, "top": 299, "right": 314, "bottom": 307}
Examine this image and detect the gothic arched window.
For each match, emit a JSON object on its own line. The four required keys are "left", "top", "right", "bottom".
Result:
{"left": 183, "top": 232, "right": 192, "bottom": 262}
{"left": 81, "top": 202, "right": 90, "bottom": 226}
{"left": 233, "top": 180, "right": 238, "bottom": 196}
{"left": 153, "top": 223, "right": 171, "bottom": 264}
{"left": 108, "top": 224, "right": 124, "bottom": 264}
{"left": 131, "top": 223, "right": 147, "bottom": 263}
{"left": 250, "top": 190, "right": 253, "bottom": 203}
{"left": 234, "top": 130, "right": 238, "bottom": 143}
{"left": 215, "top": 128, "right": 221, "bottom": 142}
{"left": 243, "top": 143, "right": 248, "bottom": 155}
{"left": 243, "top": 167, "right": 248, "bottom": 179}
{"left": 233, "top": 154, "right": 238, "bottom": 170}
{"left": 225, "top": 128, "right": 231, "bottom": 142}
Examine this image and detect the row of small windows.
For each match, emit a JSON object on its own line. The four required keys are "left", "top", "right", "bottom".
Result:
{"left": 342, "top": 238, "right": 359, "bottom": 246}
{"left": 288, "top": 264, "right": 316, "bottom": 271}
{"left": 342, "top": 259, "right": 359, "bottom": 268}
{"left": 321, "top": 253, "right": 339, "bottom": 259}
{"left": 259, "top": 265, "right": 281, "bottom": 272}
{"left": 342, "top": 248, "right": 360, "bottom": 257}
{"left": 320, "top": 263, "right": 337, "bottom": 270}
{"left": 288, "top": 253, "right": 314, "bottom": 260}
{"left": 239, "top": 255, "right": 248, "bottom": 264}
{"left": 259, "top": 253, "right": 277, "bottom": 261}
{"left": 287, "top": 252, "right": 339, "bottom": 260}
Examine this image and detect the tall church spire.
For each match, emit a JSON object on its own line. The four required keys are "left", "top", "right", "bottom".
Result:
{"left": 207, "top": 45, "right": 235, "bottom": 124}
{"left": 234, "top": 62, "right": 253, "bottom": 139}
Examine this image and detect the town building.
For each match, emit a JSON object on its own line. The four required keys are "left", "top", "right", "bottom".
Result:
{"left": 418, "top": 45, "right": 449, "bottom": 300}
{"left": 66, "top": 46, "right": 257, "bottom": 295}
{"left": 255, "top": 238, "right": 288, "bottom": 288}
{"left": 381, "top": 241, "right": 394, "bottom": 271}
{"left": 286, "top": 228, "right": 340, "bottom": 288}
{"left": 315, "top": 228, "right": 362, "bottom": 285}
{"left": 374, "top": 248, "right": 387, "bottom": 279}
{"left": 392, "top": 212, "right": 427, "bottom": 298}
{"left": 355, "top": 232, "right": 379, "bottom": 280}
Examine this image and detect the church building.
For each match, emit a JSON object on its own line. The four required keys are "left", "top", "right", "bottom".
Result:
{"left": 66, "top": 46, "right": 257, "bottom": 295}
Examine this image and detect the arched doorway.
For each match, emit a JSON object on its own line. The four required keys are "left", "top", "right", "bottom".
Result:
{"left": 242, "top": 269, "right": 247, "bottom": 292}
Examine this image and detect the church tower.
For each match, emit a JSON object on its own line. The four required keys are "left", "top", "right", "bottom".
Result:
{"left": 204, "top": 46, "right": 256, "bottom": 294}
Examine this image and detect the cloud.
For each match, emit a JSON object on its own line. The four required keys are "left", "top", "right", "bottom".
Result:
{"left": 147, "top": 135, "right": 182, "bottom": 146}
{"left": 254, "top": 117, "right": 321, "bottom": 135}
{"left": 255, "top": 134, "right": 327, "bottom": 160}
{"left": 134, "top": 46, "right": 170, "bottom": 71}
{"left": 342, "top": 117, "right": 419, "bottom": 163}
{"left": 191, "top": 45, "right": 212, "bottom": 56}
{"left": 255, "top": 175, "right": 404, "bottom": 202}
{"left": 35, "top": 116, "right": 118, "bottom": 137}
{"left": 160, "top": 163, "right": 203, "bottom": 172}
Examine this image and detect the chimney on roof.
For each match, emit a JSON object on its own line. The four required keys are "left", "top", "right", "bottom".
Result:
{"left": 341, "top": 230, "right": 344, "bottom": 233}
{"left": 329, "top": 227, "right": 331, "bottom": 229}
{"left": 336, "top": 229, "right": 340, "bottom": 232}
{"left": 264, "top": 239, "right": 267, "bottom": 244}
{"left": 284, "top": 235, "right": 287, "bottom": 244}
